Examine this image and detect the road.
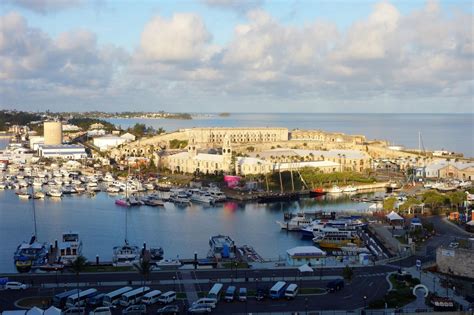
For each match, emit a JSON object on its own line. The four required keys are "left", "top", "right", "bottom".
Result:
{"left": 0, "top": 265, "right": 396, "bottom": 313}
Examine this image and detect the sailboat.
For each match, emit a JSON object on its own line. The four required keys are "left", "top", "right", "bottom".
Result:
{"left": 112, "top": 187, "right": 139, "bottom": 267}
{"left": 14, "top": 186, "right": 49, "bottom": 272}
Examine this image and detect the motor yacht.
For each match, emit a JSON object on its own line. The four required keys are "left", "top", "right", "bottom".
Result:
{"left": 276, "top": 212, "right": 312, "bottom": 231}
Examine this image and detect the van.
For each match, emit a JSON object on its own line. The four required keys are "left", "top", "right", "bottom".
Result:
{"left": 238, "top": 288, "right": 247, "bottom": 302}
{"left": 224, "top": 286, "right": 236, "bottom": 302}
{"left": 158, "top": 291, "right": 176, "bottom": 304}
{"left": 141, "top": 290, "right": 162, "bottom": 305}
{"left": 326, "top": 279, "right": 344, "bottom": 292}
{"left": 285, "top": 283, "right": 298, "bottom": 299}
{"left": 192, "top": 298, "right": 217, "bottom": 309}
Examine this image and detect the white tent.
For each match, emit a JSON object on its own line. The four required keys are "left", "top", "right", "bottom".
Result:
{"left": 386, "top": 211, "right": 404, "bottom": 221}
{"left": 26, "top": 307, "right": 43, "bottom": 315}
{"left": 298, "top": 263, "right": 314, "bottom": 273}
{"left": 466, "top": 220, "right": 474, "bottom": 226}
{"left": 44, "top": 306, "right": 61, "bottom": 315}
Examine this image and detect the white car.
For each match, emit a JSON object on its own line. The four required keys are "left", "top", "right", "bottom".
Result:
{"left": 5, "top": 281, "right": 27, "bottom": 290}
{"left": 89, "top": 307, "right": 111, "bottom": 315}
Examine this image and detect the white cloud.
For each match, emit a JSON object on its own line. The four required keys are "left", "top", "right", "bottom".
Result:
{"left": 203, "top": 0, "right": 263, "bottom": 13}
{"left": 5, "top": 0, "right": 82, "bottom": 14}
{"left": 139, "top": 13, "right": 213, "bottom": 62}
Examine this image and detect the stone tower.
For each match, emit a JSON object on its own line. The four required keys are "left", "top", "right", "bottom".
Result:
{"left": 187, "top": 136, "right": 198, "bottom": 157}
{"left": 222, "top": 134, "right": 233, "bottom": 170}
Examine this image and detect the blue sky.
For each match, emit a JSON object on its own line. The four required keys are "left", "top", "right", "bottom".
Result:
{"left": 0, "top": 0, "right": 473, "bottom": 113}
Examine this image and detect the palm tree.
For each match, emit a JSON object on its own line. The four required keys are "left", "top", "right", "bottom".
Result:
{"left": 134, "top": 257, "right": 153, "bottom": 293}
{"left": 71, "top": 255, "right": 87, "bottom": 300}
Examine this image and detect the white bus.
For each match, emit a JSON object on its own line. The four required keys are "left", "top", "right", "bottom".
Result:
{"left": 207, "top": 283, "right": 223, "bottom": 301}
{"left": 102, "top": 286, "right": 133, "bottom": 306}
{"left": 270, "top": 281, "right": 287, "bottom": 299}
{"left": 65, "top": 288, "right": 98, "bottom": 307}
{"left": 120, "top": 287, "right": 150, "bottom": 306}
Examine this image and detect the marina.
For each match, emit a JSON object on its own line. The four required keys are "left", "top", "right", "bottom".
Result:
{"left": 0, "top": 187, "right": 371, "bottom": 273}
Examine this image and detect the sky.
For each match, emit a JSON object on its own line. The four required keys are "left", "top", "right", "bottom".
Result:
{"left": 0, "top": 0, "right": 473, "bottom": 113}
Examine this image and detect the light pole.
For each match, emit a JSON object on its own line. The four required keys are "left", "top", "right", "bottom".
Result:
{"left": 363, "top": 295, "right": 367, "bottom": 311}
{"left": 173, "top": 275, "right": 176, "bottom": 291}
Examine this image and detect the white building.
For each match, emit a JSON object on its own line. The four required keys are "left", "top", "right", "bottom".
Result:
{"left": 93, "top": 135, "right": 127, "bottom": 151}
{"left": 62, "top": 124, "right": 81, "bottom": 132}
{"left": 38, "top": 144, "right": 87, "bottom": 160}
{"left": 29, "top": 136, "right": 44, "bottom": 151}
{"left": 120, "top": 132, "right": 136, "bottom": 142}
{"left": 286, "top": 246, "right": 326, "bottom": 266}
{"left": 87, "top": 129, "right": 106, "bottom": 137}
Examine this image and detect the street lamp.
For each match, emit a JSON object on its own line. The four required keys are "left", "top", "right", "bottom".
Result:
{"left": 363, "top": 295, "right": 367, "bottom": 309}
{"left": 172, "top": 275, "right": 176, "bottom": 291}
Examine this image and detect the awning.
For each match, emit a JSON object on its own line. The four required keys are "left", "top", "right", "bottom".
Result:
{"left": 298, "top": 263, "right": 314, "bottom": 273}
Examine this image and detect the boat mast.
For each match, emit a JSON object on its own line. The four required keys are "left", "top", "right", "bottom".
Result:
{"left": 31, "top": 185, "right": 37, "bottom": 237}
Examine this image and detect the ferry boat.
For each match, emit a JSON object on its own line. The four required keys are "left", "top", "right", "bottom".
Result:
{"left": 277, "top": 212, "right": 312, "bottom": 231}
{"left": 112, "top": 242, "right": 140, "bottom": 267}
{"left": 312, "top": 228, "right": 361, "bottom": 249}
{"left": 300, "top": 218, "right": 366, "bottom": 238}
{"left": 14, "top": 236, "right": 49, "bottom": 273}
{"left": 57, "top": 232, "right": 83, "bottom": 265}
{"left": 208, "top": 235, "right": 235, "bottom": 259}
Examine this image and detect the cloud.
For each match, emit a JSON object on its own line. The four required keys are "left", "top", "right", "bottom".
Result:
{"left": 203, "top": 0, "right": 263, "bottom": 13}
{"left": 139, "top": 13, "right": 213, "bottom": 63}
{"left": 5, "top": 0, "right": 82, "bottom": 14}
{"left": 0, "top": 11, "right": 126, "bottom": 100}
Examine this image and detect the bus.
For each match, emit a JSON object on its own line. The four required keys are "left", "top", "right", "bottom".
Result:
{"left": 102, "top": 287, "right": 133, "bottom": 306}
{"left": 52, "top": 289, "right": 80, "bottom": 307}
{"left": 207, "top": 283, "right": 223, "bottom": 301}
{"left": 120, "top": 287, "right": 150, "bottom": 306}
{"left": 269, "top": 281, "right": 287, "bottom": 299}
{"left": 66, "top": 288, "right": 98, "bottom": 307}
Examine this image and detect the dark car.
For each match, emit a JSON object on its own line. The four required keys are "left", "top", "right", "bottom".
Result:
{"left": 87, "top": 293, "right": 106, "bottom": 306}
{"left": 326, "top": 279, "right": 344, "bottom": 292}
{"left": 256, "top": 288, "right": 268, "bottom": 301}
{"left": 156, "top": 305, "right": 179, "bottom": 315}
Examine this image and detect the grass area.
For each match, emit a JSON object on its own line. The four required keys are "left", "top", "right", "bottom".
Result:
{"left": 16, "top": 297, "right": 52, "bottom": 308}
{"left": 368, "top": 274, "right": 419, "bottom": 309}
{"left": 80, "top": 265, "right": 133, "bottom": 272}
{"left": 222, "top": 262, "right": 250, "bottom": 269}
{"left": 300, "top": 288, "right": 327, "bottom": 295}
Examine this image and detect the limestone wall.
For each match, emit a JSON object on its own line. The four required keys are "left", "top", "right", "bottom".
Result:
{"left": 436, "top": 247, "right": 474, "bottom": 279}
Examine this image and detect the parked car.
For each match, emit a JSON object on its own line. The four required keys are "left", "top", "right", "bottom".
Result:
{"left": 187, "top": 305, "right": 211, "bottom": 314}
{"left": 156, "top": 305, "right": 179, "bottom": 314}
{"left": 238, "top": 288, "right": 247, "bottom": 302}
{"left": 89, "top": 307, "right": 111, "bottom": 315}
{"left": 158, "top": 291, "right": 176, "bottom": 304}
{"left": 122, "top": 304, "right": 146, "bottom": 315}
{"left": 192, "top": 298, "right": 217, "bottom": 309}
{"left": 256, "top": 288, "right": 267, "bottom": 301}
{"left": 5, "top": 281, "right": 27, "bottom": 290}
{"left": 326, "top": 279, "right": 344, "bottom": 292}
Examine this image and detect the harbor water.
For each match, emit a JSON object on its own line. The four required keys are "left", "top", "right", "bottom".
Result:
{"left": 0, "top": 189, "right": 370, "bottom": 273}
{"left": 108, "top": 113, "right": 474, "bottom": 157}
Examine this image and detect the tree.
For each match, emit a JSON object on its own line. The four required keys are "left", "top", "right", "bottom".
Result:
{"left": 70, "top": 255, "right": 87, "bottom": 300}
{"left": 343, "top": 265, "right": 354, "bottom": 283}
{"left": 383, "top": 197, "right": 397, "bottom": 211}
{"left": 447, "top": 191, "right": 466, "bottom": 210}
{"left": 134, "top": 257, "right": 153, "bottom": 293}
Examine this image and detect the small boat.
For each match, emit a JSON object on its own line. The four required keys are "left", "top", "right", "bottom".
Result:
{"left": 326, "top": 185, "right": 342, "bottom": 194}
{"left": 277, "top": 212, "right": 312, "bottom": 231}
{"left": 107, "top": 185, "right": 121, "bottom": 193}
{"left": 343, "top": 185, "right": 357, "bottom": 193}
{"left": 48, "top": 189, "right": 63, "bottom": 198}
{"left": 33, "top": 192, "right": 45, "bottom": 199}
{"left": 143, "top": 199, "right": 164, "bottom": 207}
{"left": 39, "top": 263, "right": 64, "bottom": 272}
{"left": 113, "top": 242, "right": 140, "bottom": 267}
{"left": 115, "top": 198, "right": 130, "bottom": 207}
{"left": 17, "top": 192, "right": 31, "bottom": 199}
{"left": 309, "top": 187, "right": 325, "bottom": 197}
{"left": 145, "top": 183, "right": 155, "bottom": 190}
{"left": 56, "top": 232, "right": 83, "bottom": 265}
{"left": 149, "top": 247, "right": 164, "bottom": 261}
{"left": 155, "top": 259, "right": 182, "bottom": 268}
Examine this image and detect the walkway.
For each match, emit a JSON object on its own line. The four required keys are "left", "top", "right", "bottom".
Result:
{"left": 179, "top": 270, "right": 198, "bottom": 304}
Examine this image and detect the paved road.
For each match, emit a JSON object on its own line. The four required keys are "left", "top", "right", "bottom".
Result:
{"left": 0, "top": 265, "right": 396, "bottom": 313}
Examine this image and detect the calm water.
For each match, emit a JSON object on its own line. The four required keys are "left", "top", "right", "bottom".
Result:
{"left": 0, "top": 189, "right": 369, "bottom": 273}
{"left": 108, "top": 113, "right": 474, "bottom": 157}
